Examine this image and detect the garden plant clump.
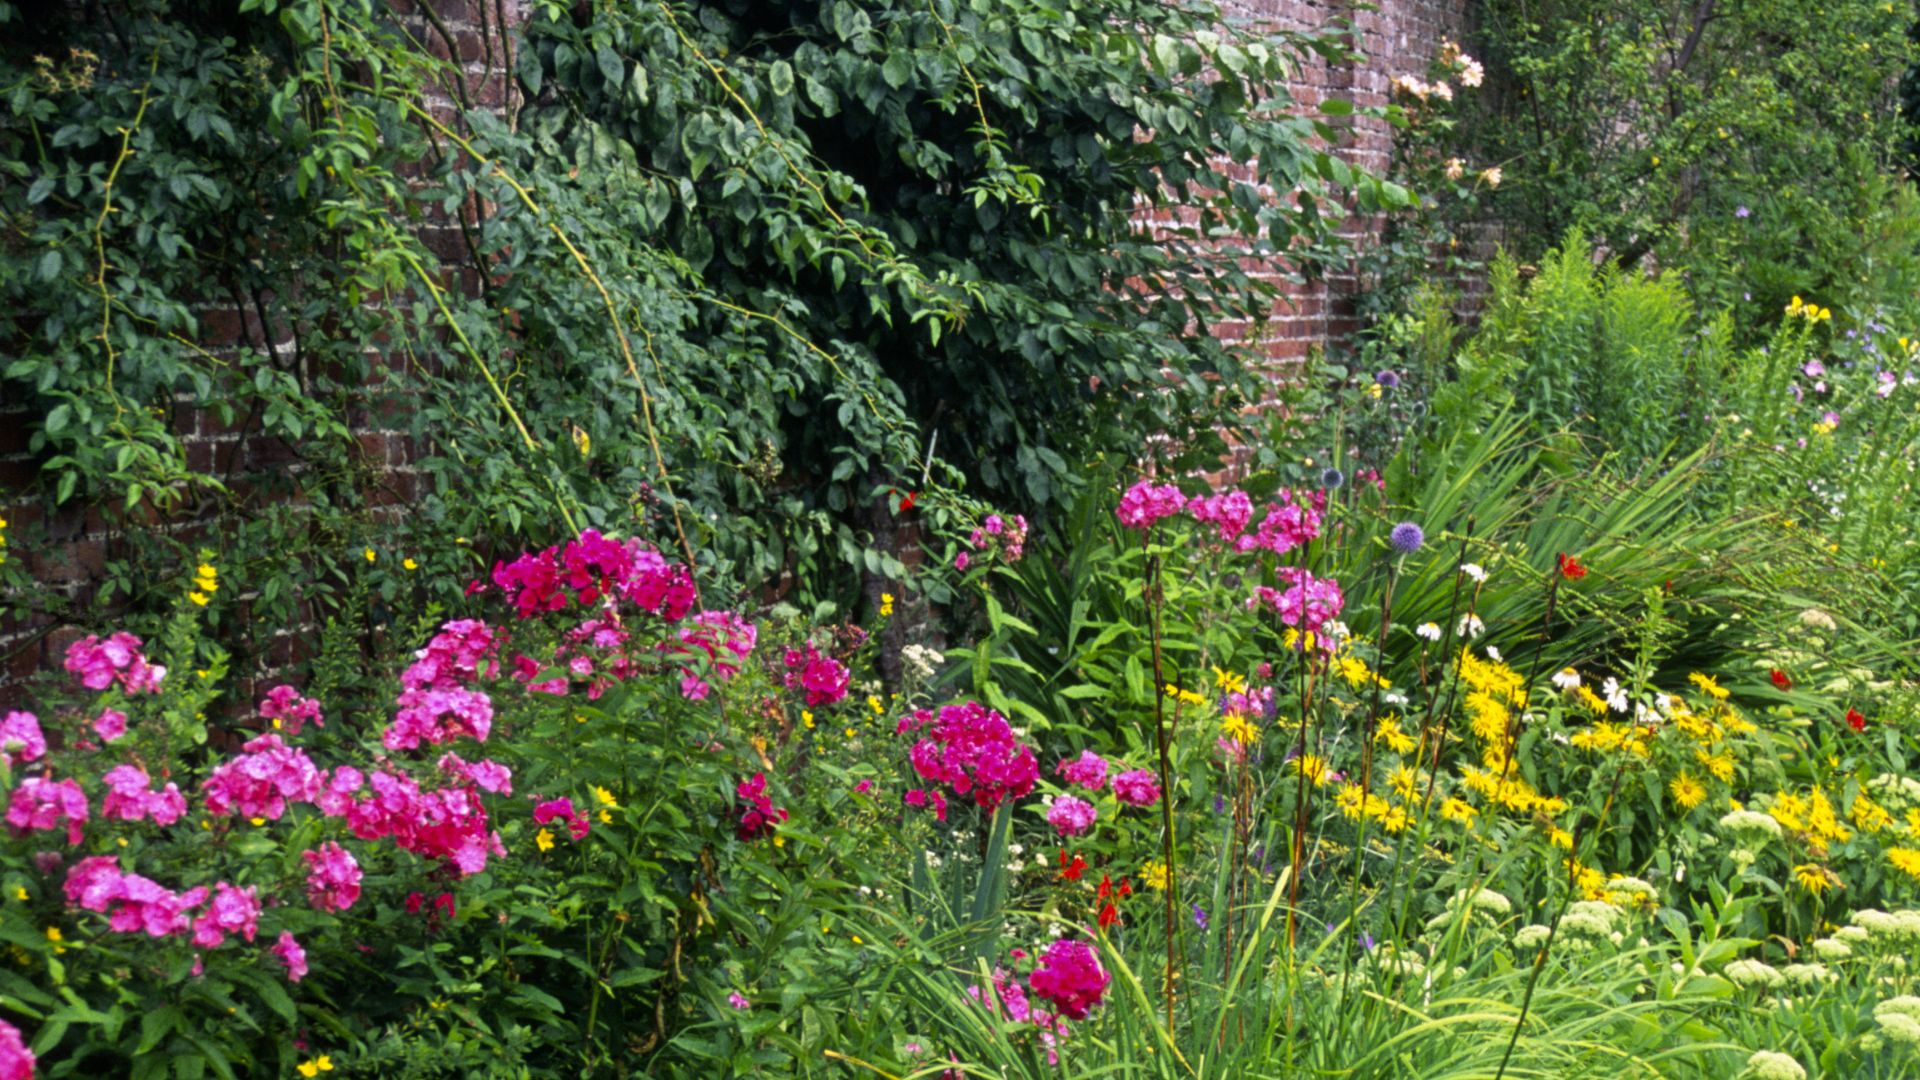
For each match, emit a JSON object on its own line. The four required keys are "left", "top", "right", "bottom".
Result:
{"left": 2, "top": 0, "right": 1920, "bottom": 1077}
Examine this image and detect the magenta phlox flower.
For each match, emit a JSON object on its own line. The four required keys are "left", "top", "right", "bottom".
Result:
{"left": 1187, "top": 489, "right": 1254, "bottom": 544}
{"left": 1247, "top": 568, "right": 1344, "bottom": 638}
{"left": 1028, "top": 939, "right": 1110, "bottom": 1020}
{"left": 271, "top": 930, "right": 308, "bottom": 982}
{"left": 1110, "top": 769, "right": 1162, "bottom": 808}
{"left": 202, "top": 733, "right": 324, "bottom": 820}
{"left": 1046, "top": 795, "right": 1098, "bottom": 837}
{"left": 259, "top": 685, "right": 325, "bottom": 735}
{"left": 301, "top": 841, "right": 362, "bottom": 912}
{"left": 100, "top": 764, "right": 186, "bottom": 826}
{"left": 906, "top": 702, "right": 1039, "bottom": 811}
{"left": 0, "top": 711, "right": 45, "bottom": 767}
{"left": 7, "top": 777, "right": 89, "bottom": 844}
{"left": 63, "top": 632, "right": 165, "bottom": 694}
{"left": 1055, "top": 750, "right": 1108, "bottom": 791}
{"left": 1117, "top": 480, "right": 1186, "bottom": 530}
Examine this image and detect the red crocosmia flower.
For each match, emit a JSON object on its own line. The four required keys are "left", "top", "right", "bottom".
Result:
{"left": 1556, "top": 553, "right": 1588, "bottom": 580}
{"left": 1118, "top": 878, "right": 1133, "bottom": 898}
{"left": 1097, "top": 902, "right": 1119, "bottom": 929}
{"left": 1097, "top": 874, "right": 1113, "bottom": 901}
{"left": 1847, "top": 708, "right": 1867, "bottom": 732}
{"left": 1770, "top": 669, "right": 1792, "bottom": 691}
{"left": 900, "top": 491, "right": 918, "bottom": 512}
{"left": 1058, "top": 850, "right": 1085, "bottom": 882}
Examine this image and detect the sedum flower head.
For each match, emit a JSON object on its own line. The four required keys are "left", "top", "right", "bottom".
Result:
{"left": 1743, "top": 1050, "right": 1806, "bottom": 1080}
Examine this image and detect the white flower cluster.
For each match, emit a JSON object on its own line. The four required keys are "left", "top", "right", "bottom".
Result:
{"left": 1723, "top": 958, "right": 1784, "bottom": 990}
{"left": 1874, "top": 996, "right": 1920, "bottom": 1046}
{"left": 901, "top": 644, "right": 944, "bottom": 681}
{"left": 1743, "top": 1049, "right": 1806, "bottom": 1080}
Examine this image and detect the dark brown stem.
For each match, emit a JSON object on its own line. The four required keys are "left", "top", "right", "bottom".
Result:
{"left": 1145, "top": 537, "right": 1176, "bottom": 1031}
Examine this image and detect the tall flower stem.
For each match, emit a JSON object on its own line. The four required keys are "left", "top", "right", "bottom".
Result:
{"left": 1144, "top": 535, "right": 1178, "bottom": 1031}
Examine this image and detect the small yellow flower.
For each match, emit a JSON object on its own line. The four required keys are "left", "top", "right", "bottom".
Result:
{"left": 1291, "top": 754, "right": 1333, "bottom": 788}
{"left": 772, "top": 835, "right": 785, "bottom": 848}
{"left": 188, "top": 592, "right": 210, "bottom": 606}
{"left": 572, "top": 426, "right": 591, "bottom": 456}
{"left": 44, "top": 927, "right": 64, "bottom": 954}
{"left": 1221, "top": 713, "right": 1260, "bottom": 747}
{"left": 535, "top": 828, "right": 555, "bottom": 852}
{"left": 363, "top": 547, "right": 376, "bottom": 563}
{"left": 1440, "top": 797, "right": 1478, "bottom": 824}
{"left": 1141, "top": 860, "right": 1171, "bottom": 891}
{"left": 1212, "top": 666, "right": 1246, "bottom": 695}
{"left": 850, "top": 934, "right": 863, "bottom": 945}
{"left": 1889, "top": 847, "right": 1920, "bottom": 884}
{"left": 272, "top": 717, "right": 284, "bottom": 730}
{"left": 1366, "top": 382, "right": 1383, "bottom": 399}
{"left": 867, "top": 695, "right": 883, "bottom": 716}
{"left": 597, "top": 809, "right": 613, "bottom": 825}
{"left": 879, "top": 593, "right": 895, "bottom": 617}
{"left": 843, "top": 727, "right": 856, "bottom": 739}
{"left": 1792, "top": 863, "right": 1837, "bottom": 896}
{"left": 249, "top": 816, "right": 267, "bottom": 827}
{"left": 403, "top": 557, "right": 419, "bottom": 571}
{"left": 1669, "top": 773, "right": 1706, "bottom": 810}
{"left": 802, "top": 710, "right": 815, "bottom": 729}
{"left": 592, "top": 786, "right": 619, "bottom": 809}
{"left": 12, "top": 888, "right": 25, "bottom": 901}
{"left": 1686, "top": 672, "right": 1729, "bottom": 701}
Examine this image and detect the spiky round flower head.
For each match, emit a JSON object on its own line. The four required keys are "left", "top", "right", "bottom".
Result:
{"left": 1388, "top": 522, "right": 1424, "bottom": 554}
{"left": 1321, "top": 467, "right": 1346, "bottom": 490}
{"left": 1743, "top": 1050, "right": 1806, "bottom": 1080}
{"left": 1375, "top": 369, "right": 1401, "bottom": 389}
{"left": 1723, "top": 958, "right": 1784, "bottom": 990}
{"left": 1513, "top": 924, "right": 1551, "bottom": 949}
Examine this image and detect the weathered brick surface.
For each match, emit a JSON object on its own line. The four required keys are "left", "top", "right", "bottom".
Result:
{"left": 0, "top": 0, "right": 1462, "bottom": 704}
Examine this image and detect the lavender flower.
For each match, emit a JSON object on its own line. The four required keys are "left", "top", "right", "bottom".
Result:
{"left": 1321, "top": 467, "right": 1346, "bottom": 490}
{"left": 1735, "top": 205, "right": 1750, "bottom": 218}
{"left": 1192, "top": 904, "right": 1209, "bottom": 930}
{"left": 1388, "top": 521, "right": 1425, "bottom": 554}
{"left": 1375, "top": 369, "right": 1401, "bottom": 389}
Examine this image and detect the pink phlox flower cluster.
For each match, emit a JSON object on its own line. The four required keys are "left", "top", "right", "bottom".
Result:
{"left": 1027, "top": 938, "right": 1111, "bottom": 1020}
{"left": 782, "top": 643, "right": 850, "bottom": 707}
{"left": 1187, "top": 489, "right": 1253, "bottom": 544}
{"left": 968, "top": 968, "right": 1070, "bottom": 1064}
{"left": 301, "top": 841, "right": 362, "bottom": 912}
{"left": 493, "top": 532, "right": 696, "bottom": 622}
{"left": 63, "top": 632, "right": 165, "bottom": 694}
{"left": 964, "top": 512, "right": 1032, "bottom": 565}
{"left": 1236, "top": 489, "right": 1325, "bottom": 555}
{"left": 510, "top": 653, "right": 570, "bottom": 696}
{"left": 65, "top": 856, "right": 204, "bottom": 938}
{"left": 0, "top": 1017, "right": 31, "bottom": 1080}
{"left": 385, "top": 687, "right": 494, "bottom": 751}
{"left": 1055, "top": 750, "right": 1108, "bottom": 791}
{"left": 100, "top": 765, "right": 186, "bottom": 826}
{"left": 906, "top": 702, "right": 1039, "bottom": 812}
{"left": 259, "top": 685, "right": 324, "bottom": 735}
{"left": 402, "top": 619, "right": 501, "bottom": 692}
{"left": 0, "top": 711, "right": 44, "bottom": 767}
{"left": 902, "top": 786, "right": 950, "bottom": 821}
{"left": 437, "top": 752, "right": 512, "bottom": 794}
{"left": 735, "top": 773, "right": 788, "bottom": 841}
{"left": 202, "top": 733, "right": 324, "bottom": 820}
{"left": 1110, "top": 769, "right": 1162, "bottom": 808}
{"left": 1045, "top": 795, "right": 1097, "bottom": 837}
{"left": 190, "top": 881, "right": 262, "bottom": 949}
{"left": 346, "top": 770, "right": 504, "bottom": 875}
{"left": 663, "top": 611, "right": 757, "bottom": 701}
{"left": 315, "top": 766, "right": 364, "bottom": 817}
{"left": 1116, "top": 480, "right": 1186, "bottom": 530}
{"left": 1247, "top": 568, "right": 1345, "bottom": 639}
{"left": 533, "top": 797, "right": 591, "bottom": 841}
{"left": 1221, "top": 686, "right": 1274, "bottom": 718}
{"left": 92, "top": 708, "right": 127, "bottom": 743}
{"left": 271, "top": 930, "right": 308, "bottom": 982}
{"left": 6, "top": 777, "right": 89, "bottom": 844}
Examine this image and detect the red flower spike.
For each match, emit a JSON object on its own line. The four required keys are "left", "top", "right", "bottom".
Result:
{"left": 1097, "top": 873, "right": 1113, "bottom": 901}
{"left": 1771, "top": 669, "right": 1792, "bottom": 691}
{"left": 1058, "top": 851, "right": 1085, "bottom": 882}
{"left": 1847, "top": 708, "right": 1867, "bottom": 732}
{"left": 900, "top": 491, "right": 918, "bottom": 512}
{"left": 1097, "top": 902, "right": 1119, "bottom": 929}
{"left": 1557, "top": 553, "right": 1588, "bottom": 580}
{"left": 1118, "top": 879, "right": 1133, "bottom": 898}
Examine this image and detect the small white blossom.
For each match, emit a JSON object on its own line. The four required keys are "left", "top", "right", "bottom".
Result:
{"left": 1460, "top": 563, "right": 1488, "bottom": 583}
{"left": 1485, "top": 645, "right": 1502, "bottom": 662}
{"left": 1457, "top": 614, "right": 1485, "bottom": 639}
{"left": 1602, "top": 677, "right": 1629, "bottom": 713}
{"left": 1415, "top": 622, "right": 1442, "bottom": 642}
{"left": 1551, "top": 668, "right": 1581, "bottom": 690}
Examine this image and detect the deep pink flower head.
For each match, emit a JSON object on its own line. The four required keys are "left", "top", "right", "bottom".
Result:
{"left": 1028, "top": 939, "right": 1110, "bottom": 1020}
{"left": 401, "top": 619, "right": 501, "bottom": 693}
{"left": 1247, "top": 568, "right": 1345, "bottom": 640}
{"left": 67, "top": 858, "right": 204, "bottom": 939}
{"left": 1055, "top": 750, "right": 1109, "bottom": 791}
{"left": 301, "top": 842, "right": 362, "bottom": 913}
{"left": 384, "top": 687, "right": 494, "bottom": 751}
{"left": 99, "top": 765, "right": 186, "bottom": 826}
{"left": 1045, "top": 795, "right": 1098, "bottom": 837}
{"left": 0, "top": 712, "right": 45, "bottom": 768}
{"left": 1110, "top": 770, "right": 1162, "bottom": 808}
{"left": 1235, "top": 489, "right": 1324, "bottom": 556}
{"left": 783, "top": 645, "right": 851, "bottom": 707}
{"left": 735, "top": 773, "right": 788, "bottom": 841}
{"left": 271, "top": 931, "right": 308, "bottom": 982}
{"left": 1117, "top": 480, "right": 1186, "bottom": 530}
{"left": 437, "top": 752, "right": 513, "bottom": 795}
{"left": 494, "top": 532, "right": 696, "bottom": 622}
{"left": 259, "top": 685, "right": 324, "bottom": 735}
{"left": 202, "top": 733, "right": 324, "bottom": 820}
{"left": 190, "top": 881, "right": 261, "bottom": 949}
{"left": 349, "top": 771, "right": 505, "bottom": 875}
{"left": 6, "top": 777, "right": 89, "bottom": 844}
{"left": 533, "top": 797, "right": 590, "bottom": 841}
{"left": 906, "top": 702, "right": 1039, "bottom": 811}
{"left": 0, "top": 1017, "right": 32, "bottom": 1080}
{"left": 1188, "top": 489, "right": 1254, "bottom": 544}
{"left": 63, "top": 632, "right": 165, "bottom": 694}
{"left": 91, "top": 708, "right": 127, "bottom": 743}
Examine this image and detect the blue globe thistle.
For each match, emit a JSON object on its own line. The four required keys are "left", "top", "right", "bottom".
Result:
{"left": 1375, "top": 369, "right": 1401, "bottom": 389}
{"left": 1321, "top": 466, "right": 1346, "bottom": 490}
{"left": 1388, "top": 521, "right": 1425, "bottom": 554}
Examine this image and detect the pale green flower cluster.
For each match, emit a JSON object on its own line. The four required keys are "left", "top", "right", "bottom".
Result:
{"left": 1742, "top": 1049, "right": 1806, "bottom": 1080}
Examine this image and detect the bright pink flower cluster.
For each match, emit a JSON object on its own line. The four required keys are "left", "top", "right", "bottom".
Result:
{"left": 343, "top": 770, "right": 504, "bottom": 876}
{"left": 1248, "top": 568, "right": 1345, "bottom": 639}
{"left": 192, "top": 881, "right": 263, "bottom": 949}
{"left": 664, "top": 611, "right": 757, "bottom": 700}
{"left": 63, "top": 632, "right": 165, "bottom": 694}
{"left": 65, "top": 856, "right": 205, "bottom": 938}
{"left": 1236, "top": 489, "right": 1325, "bottom": 555}
{"left": 782, "top": 644, "right": 851, "bottom": 707}
{"left": 735, "top": 773, "right": 787, "bottom": 841}
{"left": 437, "top": 752, "right": 512, "bottom": 794}
{"left": 968, "top": 967, "right": 1070, "bottom": 1064}
{"left": 272, "top": 930, "right": 308, "bottom": 982}
{"left": 961, "top": 512, "right": 1031, "bottom": 567}
{"left": 1221, "top": 686, "right": 1274, "bottom": 719}
{"left": 6, "top": 777, "right": 89, "bottom": 844}
{"left": 259, "top": 684, "right": 324, "bottom": 735}
{"left": 1187, "top": 489, "right": 1254, "bottom": 544}
{"left": 491, "top": 530, "right": 695, "bottom": 621}
{"left": 1116, "top": 480, "right": 1186, "bottom": 530}
{"left": 384, "top": 687, "right": 494, "bottom": 751}
{"left": 100, "top": 765, "right": 186, "bottom": 826}
{"left": 301, "top": 841, "right": 362, "bottom": 913}
{"left": 1110, "top": 769, "right": 1162, "bottom": 808}
{"left": 1045, "top": 795, "right": 1097, "bottom": 837}
{"left": 1055, "top": 750, "right": 1108, "bottom": 791}
{"left": 1027, "top": 938, "right": 1110, "bottom": 1020}
{"left": 0, "top": 1017, "right": 32, "bottom": 1080}
{"left": 92, "top": 708, "right": 127, "bottom": 743}
{"left": 901, "top": 702, "right": 1039, "bottom": 815}
{"left": 202, "top": 733, "right": 324, "bottom": 821}
{"left": 0, "top": 711, "right": 44, "bottom": 768}
{"left": 534, "top": 797, "right": 591, "bottom": 841}
{"left": 402, "top": 619, "right": 501, "bottom": 692}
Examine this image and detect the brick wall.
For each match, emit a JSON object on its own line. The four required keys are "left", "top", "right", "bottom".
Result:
{"left": 0, "top": 0, "right": 1463, "bottom": 705}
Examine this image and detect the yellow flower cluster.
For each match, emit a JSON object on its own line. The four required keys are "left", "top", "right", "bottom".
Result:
{"left": 1768, "top": 786, "right": 1853, "bottom": 855}
{"left": 1163, "top": 683, "right": 1207, "bottom": 708}
{"left": 1374, "top": 715, "right": 1416, "bottom": 755}
{"left": 1570, "top": 721, "right": 1649, "bottom": 757}
{"left": 1336, "top": 653, "right": 1390, "bottom": 691}
{"left": 1220, "top": 713, "right": 1260, "bottom": 747}
{"left": 1335, "top": 782, "right": 1412, "bottom": 833}
{"left": 1785, "top": 295, "right": 1832, "bottom": 321}
{"left": 188, "top": 561, "right": 219, "bottom": 607}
